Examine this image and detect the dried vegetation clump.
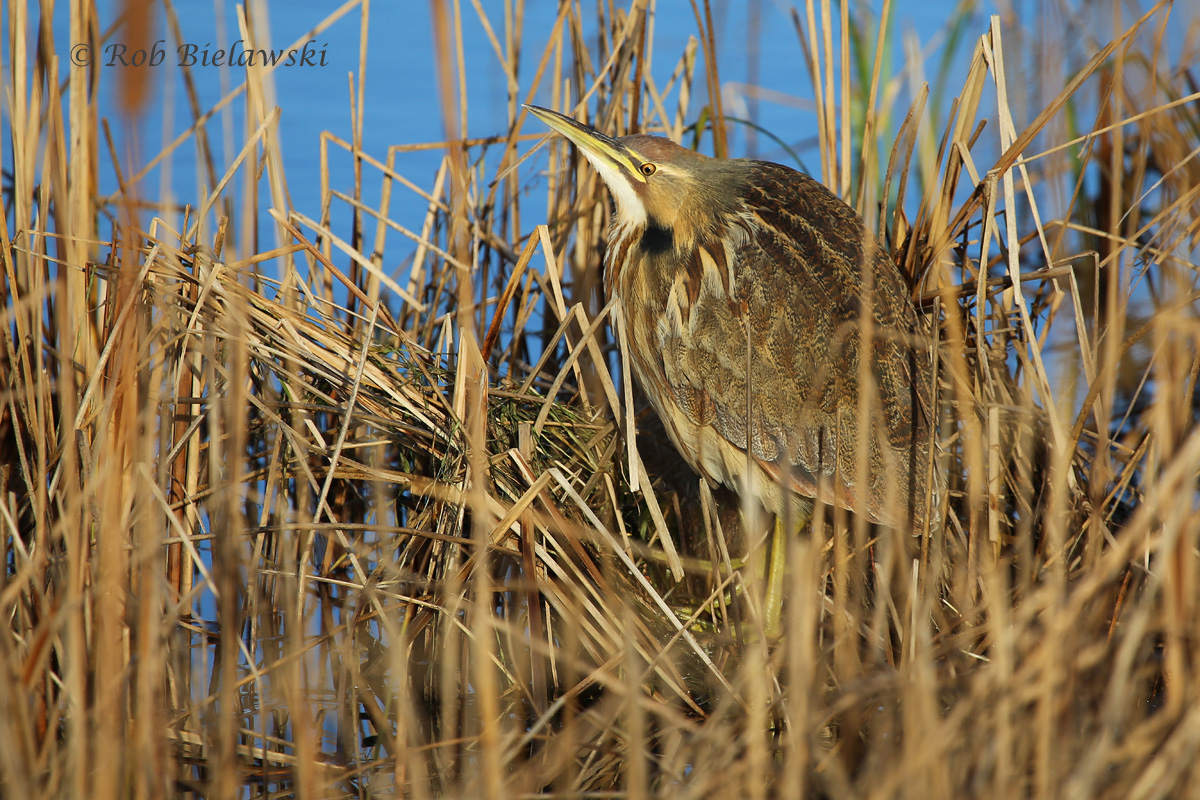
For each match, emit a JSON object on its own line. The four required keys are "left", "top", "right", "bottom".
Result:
{"left": 2, "top": 1, "right": 1199, "bottom": 798}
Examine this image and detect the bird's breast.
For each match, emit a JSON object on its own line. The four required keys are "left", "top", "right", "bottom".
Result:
{"left": 604, "top": 218, "right": 759, "bottom": 490}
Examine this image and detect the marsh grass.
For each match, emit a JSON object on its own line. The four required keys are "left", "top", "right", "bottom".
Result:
{"left": 2, "top": 1, "right": 1199, "bottom": 797}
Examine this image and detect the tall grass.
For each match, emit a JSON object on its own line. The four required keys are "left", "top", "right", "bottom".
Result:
{"left": 2, "top": 1, "right": 1199, "bottom": 797}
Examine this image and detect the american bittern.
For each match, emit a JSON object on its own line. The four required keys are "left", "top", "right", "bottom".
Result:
{"left": 527, "top": 104, "right": 935, "bottom": 631}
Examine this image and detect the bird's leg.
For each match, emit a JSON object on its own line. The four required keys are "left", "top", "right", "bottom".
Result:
{"left": 761, "top": 516, "right": 788, "bottom": 639}
{"left": 761, "top": 501, "right": 814, "bottom": 639}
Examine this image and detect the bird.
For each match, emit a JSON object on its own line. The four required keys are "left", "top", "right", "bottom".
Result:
{"left": 526, "top": 104, "right": 936, "bottom": 630}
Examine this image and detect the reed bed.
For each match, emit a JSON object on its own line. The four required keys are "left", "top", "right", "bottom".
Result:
{"left": 2, "top": 1, "right": 1199, "bottom": 797}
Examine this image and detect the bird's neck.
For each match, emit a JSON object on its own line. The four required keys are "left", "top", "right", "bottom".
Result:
{"left": 603, "top": 217, "right": 679, "bottom": 305}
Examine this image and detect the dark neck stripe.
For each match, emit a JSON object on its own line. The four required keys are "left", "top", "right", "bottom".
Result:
{"left": 640, "top": 219, "right": 673, "bottom": 255}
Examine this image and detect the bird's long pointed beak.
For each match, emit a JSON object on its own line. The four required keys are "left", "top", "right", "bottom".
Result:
{"left": 524, "top": 104, "right": 646, "bottom": 184}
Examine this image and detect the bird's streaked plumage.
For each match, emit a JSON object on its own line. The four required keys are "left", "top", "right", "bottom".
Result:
{"left": 527, "top": 104, "right": 936, "bottom": 533}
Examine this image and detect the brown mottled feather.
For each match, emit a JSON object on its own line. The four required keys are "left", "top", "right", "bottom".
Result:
{"left": 610, "top": 157, "right": 934, "bottom": 530}
{"left": 527, "top": 104, "right": 935, "bottom": 531}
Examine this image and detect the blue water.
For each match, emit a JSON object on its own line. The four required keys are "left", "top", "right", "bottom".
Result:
{"left": 30, "top": 0, "right": 1000, "bottom": 273}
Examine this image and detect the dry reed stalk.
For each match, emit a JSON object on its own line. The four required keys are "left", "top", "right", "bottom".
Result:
{"left": 1, "top": 1, "right": 1199, "bottom": 798}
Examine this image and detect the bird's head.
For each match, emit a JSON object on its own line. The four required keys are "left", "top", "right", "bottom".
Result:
{"left": 526, "top": 104, "right": 746, "bottom": 251}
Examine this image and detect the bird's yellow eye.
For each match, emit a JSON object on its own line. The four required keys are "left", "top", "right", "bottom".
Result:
{"left": 640, "top": 163, "right": 657, "bottom": 177}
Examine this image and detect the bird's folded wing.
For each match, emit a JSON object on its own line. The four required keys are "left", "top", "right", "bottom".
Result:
{"left": 656, "top": 166, "right": 932, "bottom": 525}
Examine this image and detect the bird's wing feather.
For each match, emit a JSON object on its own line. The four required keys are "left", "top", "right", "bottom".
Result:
{"left": 655, "top": 163, "right": 933, "bottom": 525}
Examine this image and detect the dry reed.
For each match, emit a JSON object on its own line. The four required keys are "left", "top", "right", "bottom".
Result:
{"left": 2, "top": 1, "right": 1199, "bottom": 798}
